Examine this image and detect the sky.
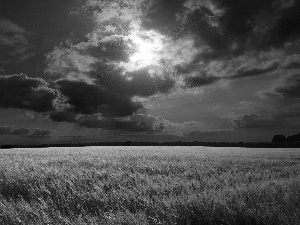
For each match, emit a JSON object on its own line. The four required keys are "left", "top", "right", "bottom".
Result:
{"left": 0, "top": 0, "right": 300, "bottom": 145}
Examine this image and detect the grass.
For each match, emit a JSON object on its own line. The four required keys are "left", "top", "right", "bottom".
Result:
{"left": 0, "top": 146, "right": 300, "bottom": 225}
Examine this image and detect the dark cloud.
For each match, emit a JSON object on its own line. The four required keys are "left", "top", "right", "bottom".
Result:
{"left": 158, "top": 6, "right": 231, "bottom": 63}
{"left": 0, "top": 74, "right": 57, "bottom": 112}
{"left": 49, "top": 67, "right": 176, "bottom": 131}
{"left": 55, "top": 79, "right": 143, "bottom": 117}
{"left": 1, "top": 0, "right": 300, "bottom": 143}
{"left": 282, "top": 54, "right": 300, "bottom": 69}
{"left": 49, "top": 111, "right": 77, "bottom": 123}
{"left": 213, "top": 0, "right": 274, "bottom": 40}
{"left": 58, "top": 67, "right": 175, "bottom": 114}
{"left": 0, "top": 0, "right": 93, "bottom": 44}
{"left": 49, "top": 110, "right": 166, "bottom": 133}
{"left": 232, "top": 113, "right": 285, "bottom": 129}
{"left": 0, "top": 0, "right": 94, "bottom": 75}
{"left": 273, "top": 104, "right": 300, "bottom": 120}
{"left": 283, "top": 62, "right": 300, "bottom": 70}
{"left": 0, "top": 19, "right": 31, "bottom": 64}
{"left": 44, "top": 38, "right": 131, "bottom": 81}
{"left": 229, "top": 61, "right": 279, "bottom": 79}
{"left": 259, "top": 73, "right": 300, "bottom": 99}
{"left": 200, "top": 6, "right": 216, "bottom": 17}
{"left": 186, "top": 9, "right": 229, "bottom": 51}
{"left": 77, "top": 114, "right": 165, "bottom": 133}
{"left": 121, "top": 69, "right": 175, "bottom": 97}
{"left": 31, "top": 128, "right": 52, "bottom": 136}
{"left": 184, "top": 129, "right": 232, "bottom": 138}
{"left": 141, "top": 0, "right": 187, "bottom": 34}
{"left": 184, "top": 74, "right": 220, "bottom": 87}
{"left": 47, "top": 63, "right": 176, "bottom": 126}
{"left": 22, "top": 135, "right": 51, "bottom": 139}
{"left": 232, "top": 113, "right": 262, "bottom": 129}
{"left": 12, "top": 128, "right": 31, "bottom": 135}
{"left": 213, "top": 0, "right": 300, "bottom": 50}
{"left": 78, "top": 41, "right": 132, "bottom": 63}
{"left": 0, "top": 126, "right": 13, "bottom": 135}
{"left": 176, "top": 0, "right": 300, "bottom": 63}
{"left": 0, "top": 126, "right": 34, "bottom": 136}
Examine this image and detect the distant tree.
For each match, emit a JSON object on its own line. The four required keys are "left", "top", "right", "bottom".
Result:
{"left": 287, "top": 133, "right": 300, "bottom": 142}
{"left": 1, "top": 145, "right": 13, "bottom": 149}
{"left": 122, "top": 141, "right": 132, "bottom": 146}
{"left": 272, "top": 135, "right": 287, "bottom": 143}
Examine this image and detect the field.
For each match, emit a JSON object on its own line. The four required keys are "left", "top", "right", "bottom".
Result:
{"left": 0, "top": 147, "right": 300, "bottom": 225}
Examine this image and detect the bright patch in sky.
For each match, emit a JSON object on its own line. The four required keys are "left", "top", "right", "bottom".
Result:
{"left": 123, "top": 30, "right": 165, "bottom": 72}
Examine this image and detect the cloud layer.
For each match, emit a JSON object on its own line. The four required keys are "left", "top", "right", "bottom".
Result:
{"left": 0, "top": 74, "right": 57, "bottom": 112}
{"left": 0, "top": 0, "right": 300, "bottom": 141}
{"left": 259, "top": 73, "right": 300, "bottom": 99}
{"left": 0, "top": 126, "right": 51, "bottom": 138}
{"left": 0, "top": 19, "right": 32, "bottom": 64}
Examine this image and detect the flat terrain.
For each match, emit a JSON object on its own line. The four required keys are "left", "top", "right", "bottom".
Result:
{"left": 0, "top": 147, "right": 300, "bottom": 225}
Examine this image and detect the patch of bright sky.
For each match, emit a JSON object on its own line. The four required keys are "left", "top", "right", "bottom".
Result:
{"left": 86, "top": 0, "right": 200, "bottom": 78}
{"left": 120, "top": 30, "right": 166, "bottom": 72}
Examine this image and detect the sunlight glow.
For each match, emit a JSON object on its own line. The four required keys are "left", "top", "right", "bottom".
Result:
{"left": 127, "top": 31, "right": 164, "bottom": 70}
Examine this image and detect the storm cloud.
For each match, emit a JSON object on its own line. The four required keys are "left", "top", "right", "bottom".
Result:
{"left": 0, "top": 126, "right": 41, "bottom": 136}
{"left": 282, "top": 54, "right": 300, "bottom": 70}
{"left": 0, "top": 74, "right": 57, "bottom": 112}
{"left": 55, "top": 79, "right": 143, "bottom": 117}
{"left": 211, "top": 0, "right": 300, "bottom": 51}
{"left": 0, "top": 126, "right": 13, "bottom": 135}
{"left": 0, "top": 19, "right": 31, "bottom": 64}
{"left": 229, "top": 62, "right": 279, "bottom": 79}
{"left": 77, "top": 114, "right": 165, "bottom": 133}
{"left": 163, "top": 0, "right": 300, "bottom": 63}
{"left": 32, "top": 128, "right": 52, "bottom": 136}
{"left": 12, "top": 128, "right": 31, "bottom": 135}
{"left": 259, "top": 73, "right": 300, "bottom": 99}
{"left": 1, "top": 0, "right": 300, "bottom": 143}
{"left": 184, "top": 74, "right": 220, "bottom": 87}
{"left": 231, "top": 113, "right": 285, "bottom": 129}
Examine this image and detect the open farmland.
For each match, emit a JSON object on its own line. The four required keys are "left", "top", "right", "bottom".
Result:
{"left": 0, "top": 147, "right": 300, "bottom": 225}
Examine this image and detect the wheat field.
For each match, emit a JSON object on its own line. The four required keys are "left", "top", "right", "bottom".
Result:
{"left": 0, "top": 147, "right": 300, "bottom": 225}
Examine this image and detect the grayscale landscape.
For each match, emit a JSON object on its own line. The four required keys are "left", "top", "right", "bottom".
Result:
{"left": 1, "top": 0, "right": 300, "bottom": 224}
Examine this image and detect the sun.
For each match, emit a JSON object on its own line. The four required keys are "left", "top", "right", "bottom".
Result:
{"left": 126, "top": 31, "right": 164, "bottom": 70}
